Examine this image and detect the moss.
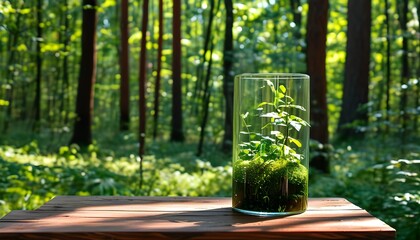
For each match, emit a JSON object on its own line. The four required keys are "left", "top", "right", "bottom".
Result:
{"left": 233, "top": 156, "right": 309, "bottom": 213}
{"left": 233, "top": 160, "right": 251, "bottom": 182}
{"left": 233, "top": 156, "right": 265, "bottom": 182}
{"left": 234, "top": 157, "right": 307, "bottom": 185}
{"left": 284, "top": 161, "right": 308, "bottom": 185}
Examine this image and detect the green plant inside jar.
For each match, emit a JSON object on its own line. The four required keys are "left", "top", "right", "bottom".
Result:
{"left": 233, "top": 80, "right": 310, "bottom": 214}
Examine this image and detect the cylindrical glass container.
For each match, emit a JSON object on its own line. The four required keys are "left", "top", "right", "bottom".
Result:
{"left": 232, "top": 73, "right": 310, "bottom": 216}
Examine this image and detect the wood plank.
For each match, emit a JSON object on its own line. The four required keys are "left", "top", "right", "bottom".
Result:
{"left": 0, "top": 231, "right": 396, "bottom": 240}
{"left": 37, "top": 196, "right": 361, "bottom": 211}
{"left": 0, "top": 211, "right": 393, "bottom": 232}
{"left": 0, "top": 197, "right": 395, "bottom": 240}
{"left": 1, "top": 209, "right": 371, "bottom": 220}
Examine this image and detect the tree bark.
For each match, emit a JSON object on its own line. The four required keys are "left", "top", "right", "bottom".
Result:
{"left": 70, "top": 0, "right": 97, "bottom": 146}
{"left": 307, "top": 0, "right": 329, "bottom": 144}
{"left": 170, "top": 0, "right": 185, "bottom": 142}
{"left": 139, "top": 0, "right": 149, "bottom": 156}
{"left": 2, "top": 2, "right": 23, "bottom": 133}
{"left": 384, "top": 0, "right": 391, "bottom": 132}
{"left": 33, "top": 0, "right": 43, "bottom": 131}
{"left": 119, "top": 0, "right": 130, "bottom": 131}
{"left": 192, "top": 0, "right": 215, "bottom": 115}
{"left": 153, "top": 0, "right": 164, "bottom": 140}
{"left": 338, "top": 0, "right": 371, "bottom": 139}
{"left": 221, "top": 0, "right": 234, "bottom": 152}
{"left": 197, "top": 42, "right": 215, "bottom": 156}
{"left": 60, "top": 0, "right": 70, "bottom": 125}
{"left": 290, "top": 0, "right": 302, "bottom": 40}
{"left": 397, "top": 0, "right": 409, "bottom": 139}
{"left": 306, "top": 0, "right": 329, "bottom": 172}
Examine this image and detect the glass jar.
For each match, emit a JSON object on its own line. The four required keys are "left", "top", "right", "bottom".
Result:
{"left": 232, "top": 73, "right": 310, "bottom": 216}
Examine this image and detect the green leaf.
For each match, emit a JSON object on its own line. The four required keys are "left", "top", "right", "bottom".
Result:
{"left": 101, "top": 0, "right": 116, "bottom": 8}
{"left": 290, "top": 115, "right": 310, "bottom": 126}
{"left": 19, "top": 8, "right": 31, "bottom": 15}
{"left": 288, "top": 137, "right": 302, "bottom": 148}
{"left": 279, "top": 104, "right": 306, "bottom": 111}
{"left": 0, "top": 99, "right": 9, "bottom": 106}
{"left": 274, "top": 118, "right": 287, "bottom": 126}
{"left": 276, "top": 91, "right": 285, "bottom": 100}
{"left": 279, "top": 85, "right": 287, "bottom": 93}
{"left": 260, "top": 112, "right": 279, "bottom": 118}
{"left": 290, "top": 120, "right": 302, "bottom": 131}
{"left": 257, "top": 102, "right": 275, "bottom": 108}
{"left": 16, "top": 44, "right": 27, "bottom": 52}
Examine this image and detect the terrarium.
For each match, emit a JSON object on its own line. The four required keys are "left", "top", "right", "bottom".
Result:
{"left": 232, "top": 73, "right": 310, "bottom": 216}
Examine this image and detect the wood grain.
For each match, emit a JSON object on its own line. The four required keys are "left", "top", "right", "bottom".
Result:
{"left": 0, "top": 197, "right": 395, "bottom": 239}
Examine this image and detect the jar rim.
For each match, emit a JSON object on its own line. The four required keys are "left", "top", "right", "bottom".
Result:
{"left": 236, "top": 73, "right": 309, "bottom": 79}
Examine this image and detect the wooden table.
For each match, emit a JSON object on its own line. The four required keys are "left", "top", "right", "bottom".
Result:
{"left": 0, "top": 196, "right": 395, "bottom": 239}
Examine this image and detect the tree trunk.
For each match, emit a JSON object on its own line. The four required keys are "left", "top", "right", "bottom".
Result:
{"left": 384, "top": 0, "right": 391, "bottom": 132}
{"left": 60, "top": 0, "right": 70, "bottom": 125}
{"left": 397, "top": 0, "right": 409, "bottom": 140}
{"left": 306, "top": 0, "right": 329, "bottom": 172}
{"left": 33, "top": 0, "right": 43, "bottom": 131}
{"left": 70, "top": 0, "right": 97, "bottom": 146}
{"left": 139, "top": 0, "right": 149, "bottom": 156}
{"left": 192, "top": 0, "right": 215, "bottom": 115}
{"left": 307, "top": 0, "right": 329, "bottom": 144}
{"left": 290, "top": 0, "right": 302, "bottom": 40}
{"left": 153, "top": 0, "right": 164, "bottom": 140}
{"left": 221, "top": 0, "right": 234, "bottom": 152}
{"left": 170, "top": 0, "right": 185, "bottom": 142}
{"left": 338, "top": 0, "right": 371, "bottom": 139}
{"left": 197, "top": 42, "right": 215, "bottom": 156}
{"left": 119, "top": 0, "right": 130, "bottom": 131}
{"left": 3, "top": 2, "right": 23, "bottom": 133}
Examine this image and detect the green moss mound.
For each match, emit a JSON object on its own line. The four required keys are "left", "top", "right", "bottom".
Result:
{"left": 232, "top": 157, "right": 308, "bottom": 213}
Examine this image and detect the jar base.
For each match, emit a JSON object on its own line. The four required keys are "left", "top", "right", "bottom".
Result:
{"left": 232, "top": 207, "right": 305, "bottom": 217}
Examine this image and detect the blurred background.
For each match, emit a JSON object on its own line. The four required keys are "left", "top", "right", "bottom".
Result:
{"left": 0, "top": 0, "right": 418, "bottom": 239}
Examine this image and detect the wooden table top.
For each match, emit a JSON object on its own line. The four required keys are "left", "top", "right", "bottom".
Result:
{"left": 0, "top": 196, "right": 395, "bottom": 239}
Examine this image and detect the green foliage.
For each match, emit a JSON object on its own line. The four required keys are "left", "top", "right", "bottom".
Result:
{"left": 310, "top": 138, "right": 420, "bottom": 240}
{"left": 239, "top": 81, "right": 309, "bottom": 164}
{"left": 0, "top": 0, "right": 418, "bottom": 238}
{"left": 0, "top": 140, "right": 232, "bottom": 218}
{"left": 0, "top": 131, "right": 419, "bottom": 239}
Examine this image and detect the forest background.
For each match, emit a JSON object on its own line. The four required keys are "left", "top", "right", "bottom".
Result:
{"left": 0, "top": 0, "right": 419, "bottom": 239}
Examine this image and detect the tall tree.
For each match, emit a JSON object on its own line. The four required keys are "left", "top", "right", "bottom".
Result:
{"left": 306, "top": 0, "right": 329, "bottom": 172}
{"left": 221, "top": 0, "right": 234, "bottom": 152}
{"left": 139, "top": 0, "right": 149, "bottom": 156}
{"left": 197, "top": 41, "right": 215, "bottom": 156}
{"left": 194, "top": 0, "right": 215, "bottom": 104}
{"left": 338, "top": 0, "right": 371, "bottom": 139}
{"left": 396, "top": 0, "right": 409, "bottom": 139}
{"left": 384, "top": 0, "right": 391, "bottom": 132}
{"left": 70, "top": 0, "right": 98, "bottom": 146}
{"left": 170, "top": 0, "right": 185, "bottom": 142}
{"left": 60, "top": 0, "right": 71, "bottom": 125}
{"left": 153, "top": 0, "right": 164, "bottom": 140}
{"left": 33, "top": 0, "right": 43, "bottom": 131}
{"left": 290, "top": 0, "right": 302, "bottom": 40}
{"left": 2, "top": 1, "right": 23, "bottom": 133}
{"left": 119, "top": 0, "right": 130, "bottom": 131}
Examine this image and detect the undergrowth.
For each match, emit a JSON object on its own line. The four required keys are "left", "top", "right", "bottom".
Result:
{"left": 0, "top": 132, "right": 418, "bottom": 239}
